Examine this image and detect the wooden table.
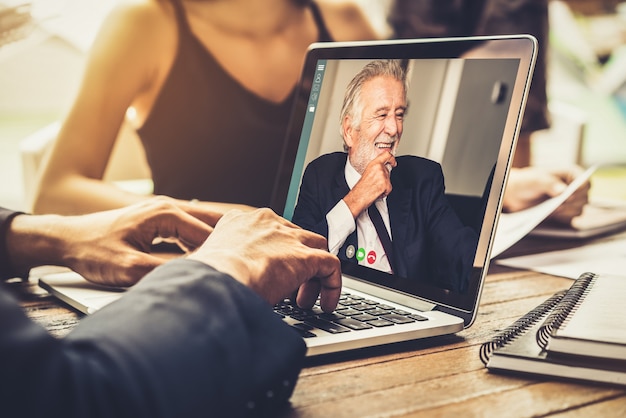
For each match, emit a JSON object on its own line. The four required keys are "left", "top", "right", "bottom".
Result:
{"left": 12, "top": 236, "right": 626, "bottom": 417}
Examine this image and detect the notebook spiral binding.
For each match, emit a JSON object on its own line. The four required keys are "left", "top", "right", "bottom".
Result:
{"left": 535, "top": 272, "right": 598, "bottom": 349}
{"left": 479, "top": 290, "right": 566, "bottom": 365}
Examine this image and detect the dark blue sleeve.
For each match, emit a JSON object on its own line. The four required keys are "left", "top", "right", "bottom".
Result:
{"left": 0, "top": 208, "right": 25, "bottom": 281}
{"left": 0, "top": 259, "right": 305, "bottom": 418}
{"left": 292, "top": 161, "right": 331, "bottom": 238}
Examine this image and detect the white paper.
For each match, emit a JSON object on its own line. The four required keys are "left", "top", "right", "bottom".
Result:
{"left": 490, "top": 166, "right": 597, "bottom": 258}
{"left": 496, "top": 233, "right": 626, "bottom": 279}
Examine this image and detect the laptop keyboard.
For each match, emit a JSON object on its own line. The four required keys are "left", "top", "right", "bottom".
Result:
{"left": 273, "top": 292, "right": 429, "bottom": 338}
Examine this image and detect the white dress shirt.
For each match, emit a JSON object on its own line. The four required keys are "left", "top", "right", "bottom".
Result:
{"left": 326, "top": 159, "right": 393, "bottom": 273}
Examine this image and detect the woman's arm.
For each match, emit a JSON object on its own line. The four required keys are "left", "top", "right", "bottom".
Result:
{"left": 32, "top": 1, "right": 176, "bottom": 215}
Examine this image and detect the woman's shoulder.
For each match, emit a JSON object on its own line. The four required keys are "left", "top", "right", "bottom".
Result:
{"left": 103, "top": 0, "right": 175, "bottom": 34}
{"left": 93, "top": 0, "right": 178, "bottom": 52}
{"left": 88, "top": 0, "right": 178, "bottom": 72}
{"left": 315, "top": 1, "right": 379, "bottom": 41}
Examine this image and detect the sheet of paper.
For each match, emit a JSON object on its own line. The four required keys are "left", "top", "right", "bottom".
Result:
{"left": 490, "top": 166, "right": 597, "bottom": 258}
{"left": 495, "top": 233, "right": 626, "bottom": 279}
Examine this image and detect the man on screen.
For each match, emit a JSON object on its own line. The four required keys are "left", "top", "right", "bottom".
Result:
{"left": 292, "top": 59, "right": 477, "bottom": 293}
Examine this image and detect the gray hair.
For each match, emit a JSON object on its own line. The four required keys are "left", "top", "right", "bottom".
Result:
{"left": 339, "top": 59, "right": 409, "bottom": 151}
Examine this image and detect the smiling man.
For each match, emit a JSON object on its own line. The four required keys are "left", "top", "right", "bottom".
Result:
{"left": 292, "top": 60, "right": 477, "bottom": 293}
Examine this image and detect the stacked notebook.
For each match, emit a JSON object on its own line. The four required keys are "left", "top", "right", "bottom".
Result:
{"left": 480, "top": 272, "right": 626, "bottom": 386}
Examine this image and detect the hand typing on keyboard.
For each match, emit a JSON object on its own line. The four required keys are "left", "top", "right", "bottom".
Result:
{"left": 188, "top": 208, "right": 342, "bottom": 312}
{"left": 275, "top": 292, "right": 429, "bottom": 337}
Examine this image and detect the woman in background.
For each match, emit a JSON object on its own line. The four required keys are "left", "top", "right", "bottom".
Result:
{"left": 33, "top": 0, "right": 376, "bottom": 215}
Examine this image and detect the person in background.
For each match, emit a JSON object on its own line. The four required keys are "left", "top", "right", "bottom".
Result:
{"left": 388, "top": 0, "right": 590, "bottom": 224}
{"left": 32, "top": 0, "right": 377, "bottom": 215}
{"left": 0, "top": 198, "right": 341, "bottom": 417}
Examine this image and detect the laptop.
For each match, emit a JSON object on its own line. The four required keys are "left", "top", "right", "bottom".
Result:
{"left": 39, "top": 35, "right": 537, "bottom": 356}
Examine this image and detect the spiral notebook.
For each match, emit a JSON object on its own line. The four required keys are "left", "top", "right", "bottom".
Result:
{"left": 480, "top": 272, "right": 626, "bottom": 387}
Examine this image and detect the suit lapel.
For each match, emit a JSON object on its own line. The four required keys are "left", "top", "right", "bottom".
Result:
{"left": 331, "top": 155, "right": 349, "bottom": 195}
{"left": 333, "top": 154, "right": 359, "bottom": 264}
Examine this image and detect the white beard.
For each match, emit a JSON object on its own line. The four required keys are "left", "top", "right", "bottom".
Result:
{"left": 349, "top": 132, "right": 397, "bottom": 175}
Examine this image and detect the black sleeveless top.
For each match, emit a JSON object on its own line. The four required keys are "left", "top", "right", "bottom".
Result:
{"left": 137, "top": 0, "right": 334, "bottom": 207}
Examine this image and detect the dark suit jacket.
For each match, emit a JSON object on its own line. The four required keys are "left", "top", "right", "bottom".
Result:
{"left": 0, "top": 209, "right": 304, "bottom": 417}
{"left": 0, "top": 208, "right": 24, "bottom": 280}
{"left": 292, "top": 152, "right": 477, "bottom": 292}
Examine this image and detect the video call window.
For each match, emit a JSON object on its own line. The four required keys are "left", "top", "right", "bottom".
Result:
{"left": 283, "top": 57, "right": 518, "bottom": 295}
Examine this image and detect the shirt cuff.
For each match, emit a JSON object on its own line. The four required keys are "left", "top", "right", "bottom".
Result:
{"left": 326, "top": 200, "right": 355, "bottom": 255}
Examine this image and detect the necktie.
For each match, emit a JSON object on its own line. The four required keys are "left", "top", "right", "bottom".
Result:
{"left": 368, "top": 204, "right": 394, "bottom": 272}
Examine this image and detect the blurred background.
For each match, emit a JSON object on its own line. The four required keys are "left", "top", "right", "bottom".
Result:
{"left": 1, "top": 0, "right": 625, "bottom": 211}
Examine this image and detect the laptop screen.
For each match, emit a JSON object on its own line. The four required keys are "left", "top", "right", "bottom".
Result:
{"left": 271, "top": 36, "right": 536, "bottom": 322}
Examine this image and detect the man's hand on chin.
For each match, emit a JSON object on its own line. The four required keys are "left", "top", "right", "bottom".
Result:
{"left": 344, "top": 152, "right": 396, "bottom": 217}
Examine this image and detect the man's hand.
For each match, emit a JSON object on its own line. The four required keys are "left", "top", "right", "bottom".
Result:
{"left": 175, "top": 197, "right": 256, "bottom": 224}
{"left": 8, "top": 197, "right": 216, "bottom": 287}
{"left": 503, "top": 166, "right": 590, "bottom": 224}
{"left": 344, "top": 151, "right": 396, "bottom": 218}
{"left": 188, "top": 208, "right": 342, "bottom": 313}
